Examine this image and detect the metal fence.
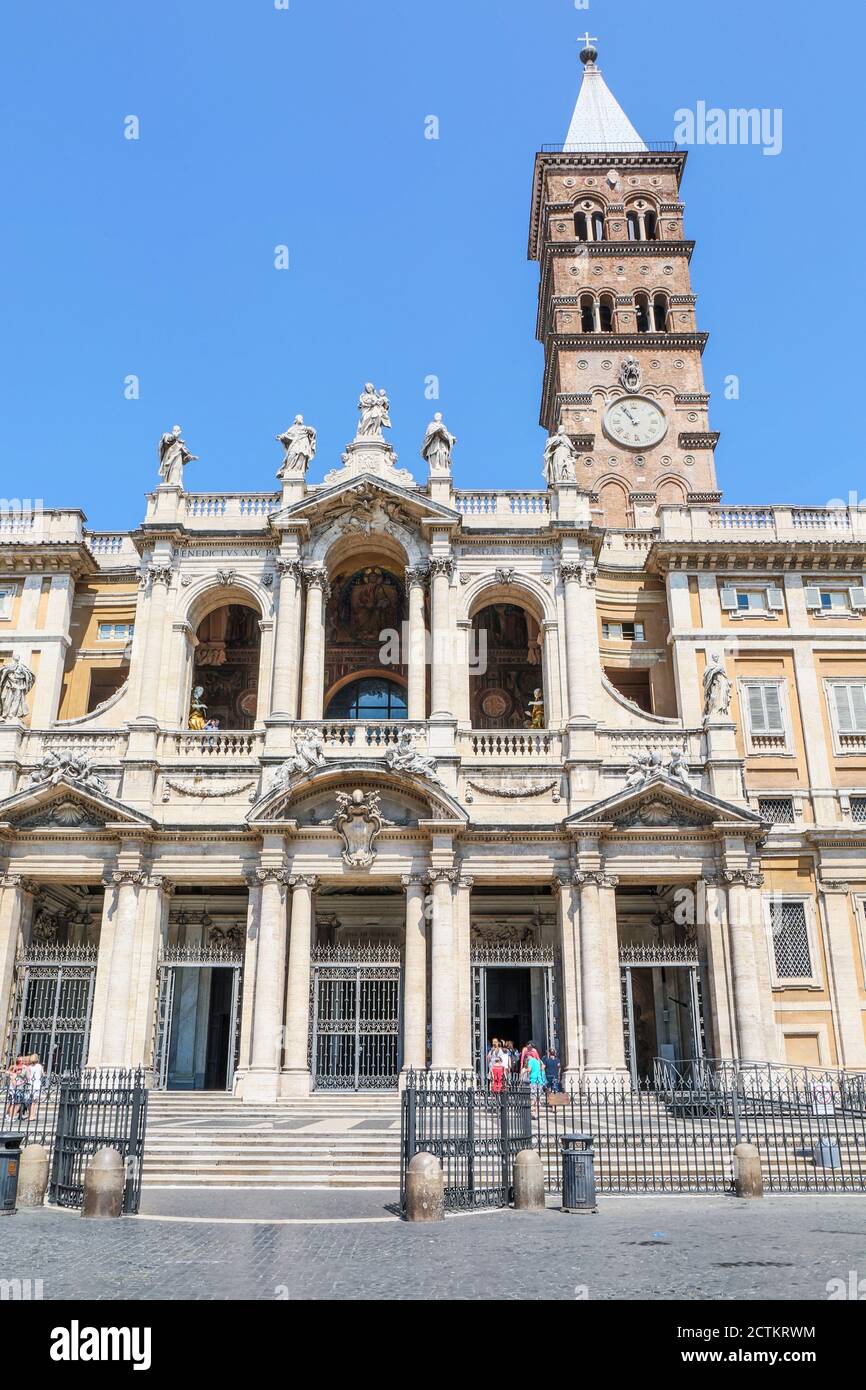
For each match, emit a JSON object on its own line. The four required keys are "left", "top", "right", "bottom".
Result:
{"left": 401, "top": 1069, "right": 534, "bottom": 1211}
{"left": 538, "top": 1064, "right": 866, "bottom": 1194}
{"left": 1, "top": 1067, "right": 148, "bottom": 1213}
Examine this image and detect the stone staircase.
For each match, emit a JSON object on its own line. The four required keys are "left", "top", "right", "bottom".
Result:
{"left": 141, "top": 1091, "right": 402, "bottom": 1189}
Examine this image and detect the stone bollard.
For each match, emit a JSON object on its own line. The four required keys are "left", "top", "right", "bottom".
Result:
{"left": 733, "top": 1142, "right": 763, "bottom": 1198}
{"left": 405, "top": 1150, "right": 444, "bottom": 1222}
{"left": 82, "top": 1147, "right": 125, "bottom": 1218}
{"left": 17, "top": 1144, "right": 49, "bottom": 1208}
{"left": 513, "top": 1147, "right": 546, "bottom": 1211}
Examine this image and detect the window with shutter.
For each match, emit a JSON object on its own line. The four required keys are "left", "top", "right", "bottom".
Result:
{"left": 850, "top": 586, "right": 866, "bottom": 610}
{"left": 833, "top": 683, "right": 866, "bottom": 735}
{"left": 804, "top": 585, "right": 823, "bottom": 609}
{"left": 720, "top": 586, "right": 739, "bottom": 610}
{"left": 766, "top": 586, "right": 784, "bottom": 611}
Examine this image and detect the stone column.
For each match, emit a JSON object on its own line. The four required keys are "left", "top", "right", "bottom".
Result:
{"left": 299, "top": 569, "right": 329, "bottom": 722}
{"left": 427, "top": 868, "right": 458, "bottom": 1070}
{"left": 244, "top": 867, "right": 289, "bottom": 1102}
{"left": 125, "top": 875, "right": 172, "bottom": 1069}
{"left": 271, "top": 559, "right": 303, "bottom": 719}
{"left": 555, "top": 876, "right": 582, "bottom": 1084}
{"left": 428, "top": 557, "right": 454, "bottom": 719}
{"left": 405, "top": 567, "right": 428, "bottom": 722}
{"left": 577, "top": 871, "right": 622, "bottom": 1075}
{"left": 723, "top": 872, "right": 770, "bottom": 1062}
{"left": 136, "top": 563, "right": 173, "bottom": 723}
{"left": 818, "top": 881, "right": 866, "bottom": 1068}
{"left": 559, "top": 561, "right": 596, "bottom": 724}
{"left": 90, "top": 870, "right": 143, "bottom": 1068}
{"left": 453, "top": 874, "right": 473, "bottom": 1072}
{"left": 282, "top": 874, "right": 317, "bottom": 1096}
{"left": 0, "top": 876, "right": 34, "bottom": 1053}
{"left": 29, "top": 575, "right": 74, "bottom": 727}
{"left": 401, "top": 875, "right": 427, "bottom": 1074}
{"left": 237, "top": 871, "right": 263, "bottom": 1075}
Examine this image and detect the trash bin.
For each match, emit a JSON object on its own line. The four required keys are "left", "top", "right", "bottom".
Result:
{"left": 0, "top": 1133, "right": 24, "bottom": 1215}
{"left": 813, "top": 1135, "right": 842, "bottom": 1170}
{"left": 560, "top": 1131, "right": 597, "bottom": 1213}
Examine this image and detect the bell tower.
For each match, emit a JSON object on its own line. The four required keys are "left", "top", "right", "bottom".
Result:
{"left": 528, "top": 38, "right": 719, "bottom": 526}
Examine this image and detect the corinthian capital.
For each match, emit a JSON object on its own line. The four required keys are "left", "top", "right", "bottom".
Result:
{"left": 147, "top": 563, "right": 173, "bottom": 589}
{"left": 303, "top": 567, "right": 331, "bottom": 599}
{"left": 427, "top": 556, "right": 455, "bottom": 581}
{"left": 559, "top": 560, "right": 596, "bottom": 587}
{"left": 276, "top": 558, "right": 304, "bottom": 580}
{"left": 404, "top": 565, "right": 430, "bottom": 589}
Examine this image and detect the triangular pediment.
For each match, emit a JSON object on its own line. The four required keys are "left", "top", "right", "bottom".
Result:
{"left": 248, "top": 760, "right": 468, "bottom": 827}
{"left": 271, "top": 474, "right": 460, "bottom": 530}
{"left": 0, "top": 777, "right": 155, "bottom": 831}
{"left": 566, "top": 772, "right": 763, "bottom": 833}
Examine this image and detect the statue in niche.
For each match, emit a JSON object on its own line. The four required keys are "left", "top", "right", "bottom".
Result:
{"left": 542, "top": 424, "right": 577, "bottom": 485}
{"left": 0, "top": 655, "right": 35, "bottom": 721}
{"left": 421, "top": 412, "right": 456, "bottom": 472}
{"left": 525, "top": 688, "right": 545, "bottom": 729}
{"left": 702, "top": 651, "right": 733, "bottom": 720}
{"left": 276, "top": 415, "right": 317, "bottom": 477}
{"left": 188, "top": 686, "right": 208, "bottom": 731}
{"left": 158, "top": 425, "right": 197, "bottom": 488}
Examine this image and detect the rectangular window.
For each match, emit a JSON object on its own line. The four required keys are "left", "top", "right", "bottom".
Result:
{"left": 0, "top": 587, "right": 16, "bottom": 620}
{"left": 742, "top": 680, "right": 787, "bottom": 750}
{"left": 757, "top": 797, "right": 795, "bottom": 824}
{"left": 851, "top": 798, "right": 866, "bottom": 824}
{"left": 767, "top": 899, "right": 812, "bottom": 982}
{"left": 805, "top": 583, "right": 866, "bottom": 613}
{"left": 721, "top": 584, "right": 783, "bottom": 614}
{"left": 97, "top": 622, "right": 134, "bottom": 642}
{"left": 830, "top": 682, "right": 866, "bottom": 735}
{"left": 601, "top": 621, "right": 644, "bottom": 641}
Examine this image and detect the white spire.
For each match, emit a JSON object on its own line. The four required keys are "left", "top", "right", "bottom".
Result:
{"left": 564, "top": 39, "right": 646, "bottom": 151}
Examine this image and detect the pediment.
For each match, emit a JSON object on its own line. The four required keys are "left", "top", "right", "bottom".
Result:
{"left": 272, "top": 474, "right": 460, "bottom": 530}
{"left": 248, "top": 761, "right": 468, "bottom": 827}
{"left": 0, "top": 778, "right": 155, "bottom": 832}
{"left": 566, "top": 773, "right": 763, "bottom": 833}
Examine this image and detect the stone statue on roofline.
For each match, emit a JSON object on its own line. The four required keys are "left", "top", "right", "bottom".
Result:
{"left": 421, "top": 413, "right": 456, "bottom": 473}
{"left": 542, "top": 424, "right": 577, "bottom": 486}
{"left": 158, "top": 425, "right": 197, "bottom": 488}
{"left": 276, "top": 415, "right": 317, "bottom": 478}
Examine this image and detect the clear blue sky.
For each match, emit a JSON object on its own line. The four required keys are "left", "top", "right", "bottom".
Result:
{"left": 0, "top": 0, "right": 860, "bottom": 528}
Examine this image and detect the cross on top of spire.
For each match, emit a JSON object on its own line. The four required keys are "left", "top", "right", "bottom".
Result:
{"left": 579, "top": 33, "right": 599, "bottom": 66}
{"left": 578, "top": 32, "right": 598, "bottom": 50}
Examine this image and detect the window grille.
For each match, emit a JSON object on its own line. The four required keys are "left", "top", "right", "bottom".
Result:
{"left": 757, "top": 797, "right": 795, "bottom": 824}
{"left": 768, "top": 900, "right": 812, "bottom": 980}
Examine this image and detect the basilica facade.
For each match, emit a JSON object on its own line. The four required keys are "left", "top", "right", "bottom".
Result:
{"left": 2, "top": 44, "right": 865, "bottom": 1099}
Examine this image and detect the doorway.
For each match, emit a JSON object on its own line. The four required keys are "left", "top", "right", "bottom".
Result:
{"left": 472, "top": 956, "right": 557, "bottom": 1085}
{"left": 155, "top": 963, "right": 241, "bottom": 1091}
{"left": 622, "top": 965, "right": 704, "bottom": 1086}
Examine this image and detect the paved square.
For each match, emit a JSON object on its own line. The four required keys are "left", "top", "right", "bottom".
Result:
{"left": 3, "top": 1194, "right": 866, "bottom": 1301}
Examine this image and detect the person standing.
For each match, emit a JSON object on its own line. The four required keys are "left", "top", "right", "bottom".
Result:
{"left": 542, "top": 1046, "right": 561, "bottom": 1093}
{"left": 526, "top": 1051, "right": 547, "bottom": 1118}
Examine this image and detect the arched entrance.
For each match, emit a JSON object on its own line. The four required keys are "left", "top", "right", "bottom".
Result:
{"left": 192, "top": 603, "right": 261, "bottom": 729}
{"left": 469, "top": 601, "right": 544, "bottom": 728}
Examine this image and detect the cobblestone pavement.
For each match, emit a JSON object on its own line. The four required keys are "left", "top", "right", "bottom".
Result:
{"left": 4, "top": 1194, "right": 866, "bottom": 1300}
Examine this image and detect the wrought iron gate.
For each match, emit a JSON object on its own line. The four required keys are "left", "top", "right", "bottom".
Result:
{"left": 471, "top": 943, "right": 558, "bottom": 1086}
{"left": 310, "top": 945, "right": 401, "bottom": 1090}
{"left": 5, "top": 946, "right": 98, "bottom": 1073}
{"left": 153, "top": 945, "right": 243, "bottom": 1091}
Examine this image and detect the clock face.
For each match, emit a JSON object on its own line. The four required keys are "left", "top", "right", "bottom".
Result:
{"left": 604, "top": 396, "right": 667, "bottom": 449}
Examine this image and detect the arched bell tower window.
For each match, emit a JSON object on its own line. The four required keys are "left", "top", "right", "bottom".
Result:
{"left": 325, "top": 677, "right": 408, "bottom": 721}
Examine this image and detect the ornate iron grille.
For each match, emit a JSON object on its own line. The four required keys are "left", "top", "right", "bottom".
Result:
{"left": 310, "top": 946, "right": 401, "bottom": 1090}
{"left": 768, "top": 900, "right": 812, "bottom": 979}
{"left": 49, "top": 1067, "right": 148, "bottom": 1213}
{"left": 851, "top": 798, "right": 866, "bottom": 824}
{"left": 757, "top": 797, "right": 796, "bottom": 824}
{"left": 400, "top": 1069, "right": 534, "bottom": 1211}
{"left": 5, "top": 947, "right": 98, "bottom": 1074}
